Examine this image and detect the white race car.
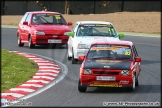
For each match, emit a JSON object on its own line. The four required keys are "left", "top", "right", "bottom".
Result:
{"left": 66, "top": 21, "right": 125, "bottom": 64}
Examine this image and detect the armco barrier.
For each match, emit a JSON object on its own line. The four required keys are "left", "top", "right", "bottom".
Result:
{"left": 94, "top": 1, "right": 122, "bottom": 14}
{"left": 27, "top": 1, "right": 47, "bottom": 12}
{"left": 49, "top": 1, "right": 66, "bottom": 14}
{"left": 4, "top": 1, "right": 27, "bottom": 15}
{"left": 2, "top": 0, "right": 161, "bottom": 15}
{"left": 68, "top": 1, "right": 95, "bottom": 14}
{"left": 123, "top": 1, "right": 161, "bottom": 12}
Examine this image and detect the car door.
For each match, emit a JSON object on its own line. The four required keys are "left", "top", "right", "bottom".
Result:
{"left": 19, "top": 13, "right": 28, "bottom": 41}
{"left": 132, "top": 45, "right": 141, "bottom": 77}
{"left": 24, "top": 13, "right": 32, "bottom": 42}
{"left": 68, "top": 23, "right": 79, "bottom": 55}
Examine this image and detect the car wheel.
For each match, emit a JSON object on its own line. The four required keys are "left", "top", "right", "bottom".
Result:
{"left": 127, "top": 74, "right": 136, "bottom": 92}
{"left": 135, "top": 74, "right": 139, "bottom": 86}
{"left": 29, "top": 36, "right": 35, "bottom": 49}
{"left": 17, "top": 35, "right": 24, "bottom": 47}
{"left": 67, "top": 50, "right": 72, "bottom": 61}
{"left": 78, "top": 79, "right": 87, "bottom": 92}
{"left": 72, "top": 49, "right": 78, "bottom": 64}
{"left": 65, "top": 44, "right": 68, "bottom": 49}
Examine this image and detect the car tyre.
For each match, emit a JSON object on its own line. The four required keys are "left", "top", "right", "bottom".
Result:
{"left": 65, "top": 44, "right": 68, "bottom": 49}
{"left": 72, "top": 49, "right": 78, "bottom": 64}
{"left": 78, "top": 80, "right": 87, "bottom": 92}
{"left": 17, "top": 35, "right": 24, "bottom": 47}
{"left": 127, "top": 74, "right": 136, "bottom": 92}
{"left": 29, "top": 36, "right": 35, "bottom": 49}
{"left": 135, "top": 74, "right": 139, "bottom": 86}
{"left": 67, "top": 51, "right": 72, "bottom": 61}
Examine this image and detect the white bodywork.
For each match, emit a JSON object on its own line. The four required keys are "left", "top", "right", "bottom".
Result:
{"left": 67, "top": 21, "right": 120, "bottom": 59}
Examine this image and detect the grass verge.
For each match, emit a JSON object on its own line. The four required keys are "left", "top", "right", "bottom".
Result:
{"left": 1, "top": 49, "right": 39, "bottom": 93}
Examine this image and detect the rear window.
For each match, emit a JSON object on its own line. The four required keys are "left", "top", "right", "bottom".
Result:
{"left": 31, "top": 13, "right": 67, "bottom": 25}
{"left": 86, "top": 44, "right": 132, "bottom": 60}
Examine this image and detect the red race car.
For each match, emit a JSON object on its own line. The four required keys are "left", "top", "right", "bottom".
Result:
{"left": 78, "top": 40, "right": 142, "bottom": 92}
{"left": 17, "top": 11, "right": 72, "bottom": 48}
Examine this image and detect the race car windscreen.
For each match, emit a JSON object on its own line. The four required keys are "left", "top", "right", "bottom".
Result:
{"left": 86, "top": 44, "right": 132, "bottom": 60}
{"left": 31, "top": 14, "right": 67, "bottom": 25}
{"left": 76, "top": 24, "right": 117, "bottom": 37}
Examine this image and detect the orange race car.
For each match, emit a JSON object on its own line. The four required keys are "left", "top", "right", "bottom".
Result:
{"left": 78, "top": 40, "right": 142, "bottom": 92}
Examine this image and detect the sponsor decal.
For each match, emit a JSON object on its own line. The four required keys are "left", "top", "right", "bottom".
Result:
{"left": 55, "top": 15, "right": 61, "bottom": 19}
{"left": 119, "top": 80, "right": 129, "bottom": 84}
{"left": 90, "top": 82, "right": 120, "bottom": 87}
{"left": 125, "top": 51, "right": 131, "bottom": 55}
{"left": 91, "top": 47, "right": 118, "bottom": 50}
{"left": 96, "top": 24, "right": 109, "bottom": 26}
{"left": 84, "top": 25, "right": 95, "bottom": 26}
{"left": 104, "top": 65, "right": 110, "bottom": 68}
{"left": 111, "top": 45, "right": 130, "bottom": 48}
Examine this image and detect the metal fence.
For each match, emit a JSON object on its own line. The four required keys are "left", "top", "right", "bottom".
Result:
{"left": 1, "top": 0, "right": 161, "bottom": 15}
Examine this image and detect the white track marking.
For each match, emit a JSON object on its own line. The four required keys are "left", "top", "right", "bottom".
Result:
{"left": 38, "top": 70, "right": 59, "bottom": 73}
{"left": 33, "top": 76, "right": 55, "bottom": 80}
{"left": 9, "top": 88, "right": 35, "bottom": 92}
{"left": 21, "top": 84, "right": 43, "bottom": 87}
{"left": 1, "top": 93, "right": 25, "bottom": 98}
{"left": 35, "top": 73, "right": 57, "bottom": 76}
{"left": 26, "top": 80, "right": 50, "bottom": 84}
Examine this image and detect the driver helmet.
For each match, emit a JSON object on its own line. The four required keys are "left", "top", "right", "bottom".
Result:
{"left": 80, "top": 26, "right": 89, "bottom": 34}
{"left": 32, "top": 16, "right": 40, "bottom": 23}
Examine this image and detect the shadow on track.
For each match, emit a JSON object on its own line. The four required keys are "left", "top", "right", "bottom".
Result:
{"left": 141, "top": 60, "right": 160, "bottom": 65}
{"left": 22, "top": 44, "right": 67, "bottom": 49}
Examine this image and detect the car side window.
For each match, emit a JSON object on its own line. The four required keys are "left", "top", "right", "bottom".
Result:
{"left": 132, "top": 45, "right": 138, "bottom": 58}
{"left": 20, "top": 13, "right": 28, "bottom": 24}
{"left": 25, "top": 13, "right": 31, "bottom": 23}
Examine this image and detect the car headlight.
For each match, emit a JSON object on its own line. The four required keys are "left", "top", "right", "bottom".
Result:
{"left": 84, "top": 69, "right": 91, "bottom": 74}
{"left": 121, "top": 70, "right": 129, "bottom": 76}
{"left": 78, "top": 44, "right": 88, "bottom": 49}
{"left": 34, "top": 31, "right": 45, "bottom": 35}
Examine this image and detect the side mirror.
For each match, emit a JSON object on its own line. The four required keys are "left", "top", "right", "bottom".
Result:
{"left": 67, "top": 22, "right": 73, "bottom": 26}
{"left": 23, "top": 21, "right": 28, "bottom": 25}
{"left": 119, "top": 33, "right": 124, "bottom": 39}
{"left": 135, "top": 57, "right": 142, "bottom": 62}
{"left": 66, "top": 32, "right": 74, "bottom": 37}
{"left": 78, "top": 56, "right": 85, "bottom": 61}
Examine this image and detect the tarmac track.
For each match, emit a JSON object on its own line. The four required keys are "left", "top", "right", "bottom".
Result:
{"left": 1, "top": 28, "right": 161, "bottom": 107}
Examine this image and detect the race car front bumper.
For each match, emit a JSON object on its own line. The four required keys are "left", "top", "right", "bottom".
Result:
{"left": 73, "top": 48, "right": 89, "bottom": 59}
{"left": 80, "top": 75, "right": 133, "bottom": 87}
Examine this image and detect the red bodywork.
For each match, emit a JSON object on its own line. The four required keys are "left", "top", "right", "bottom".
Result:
{"left": 17, "top": 11, "right": 72, "bottom": 46}
{"left": 79, "top": 41, "right": 142, "bottom": 88}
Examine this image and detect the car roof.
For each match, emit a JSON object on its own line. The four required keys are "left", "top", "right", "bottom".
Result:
{"left": 76, "top": 21, "right": 112, "bottom": 25}
{"left": 91, "top": 40, "right": 133, "bottom": 46}
{"left": 26, "top": 11, "right": 60, "bottom": 14}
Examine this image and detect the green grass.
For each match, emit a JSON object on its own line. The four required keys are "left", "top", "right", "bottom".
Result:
{"left": 1, "top": 49, "right": 39, "bottom": 93}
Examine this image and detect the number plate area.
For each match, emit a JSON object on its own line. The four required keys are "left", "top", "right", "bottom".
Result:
{"left": 48, "top": 39, "right": 61, "bottom": 43}
{"left": 96, "top": 76, "right": 116, "bottom": 81}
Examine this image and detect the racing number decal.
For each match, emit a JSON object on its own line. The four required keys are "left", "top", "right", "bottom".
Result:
{"left": 108, "top": 28, "right": 115, "bottom": 35}
{"left": 125, "top": 51, "right": 131, "bottom": 55}
{"left": 108, "top": 28, "right": 110, "bottom": 31}
{"left": 55, "top": 15, "right": 61, "bottom": 19}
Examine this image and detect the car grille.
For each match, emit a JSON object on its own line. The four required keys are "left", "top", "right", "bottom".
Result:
{"left": 36, "top": 39, "right": 46, "bottom": 43}
{"left": 63, "top": 39, "right": 68, "bottom": 43}
{"left": 93, "top": 71, "right": 119, "bottom": 75}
